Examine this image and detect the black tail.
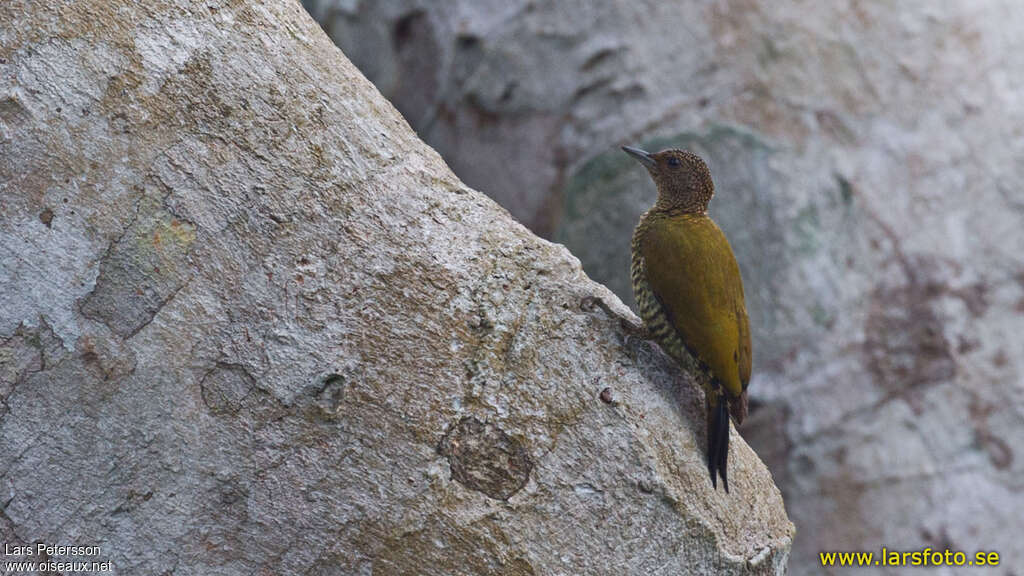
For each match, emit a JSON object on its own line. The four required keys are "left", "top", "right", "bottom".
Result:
{"left": 706, "top": 395, "right": 731, "bottom": 493}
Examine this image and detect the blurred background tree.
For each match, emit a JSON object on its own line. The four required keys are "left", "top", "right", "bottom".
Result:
{"left": 303, "top": 0, "right": 1024, "bottom": 572}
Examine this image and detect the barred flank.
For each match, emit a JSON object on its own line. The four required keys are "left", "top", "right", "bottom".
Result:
{"left": 631, "top": 212, "right": 713, "bottom": 378}
{"left": 632, "top": 214, "right": 691, "bottom": 367}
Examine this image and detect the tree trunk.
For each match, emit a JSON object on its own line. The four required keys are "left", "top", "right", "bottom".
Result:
{"left": 305, "top": 2, "right": 1024, "bottom": 572}
{"left": 0, "top": 1, "right": 792, "bottom": 574}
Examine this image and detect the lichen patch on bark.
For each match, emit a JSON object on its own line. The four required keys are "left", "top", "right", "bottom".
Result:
{"left": 439, "top": 416, "right": 534, "bottom": 500}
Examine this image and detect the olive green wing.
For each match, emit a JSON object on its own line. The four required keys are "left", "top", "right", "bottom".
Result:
{"left": 738, "top": 297, "right": 751, "bottom": 389}
{"left": 641, "top": 216, "right": 750, "bottom": 399}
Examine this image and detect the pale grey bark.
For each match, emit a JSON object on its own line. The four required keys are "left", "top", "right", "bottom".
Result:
{"left": 0, "top": 1, "right": 792, "bottom": 575}
{"left": 305, "top": 1, "right": 1024, "bottom": 574}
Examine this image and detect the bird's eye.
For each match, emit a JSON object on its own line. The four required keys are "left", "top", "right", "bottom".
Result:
{"left": 667, "top": 156, "right": 681, "bottom": 167}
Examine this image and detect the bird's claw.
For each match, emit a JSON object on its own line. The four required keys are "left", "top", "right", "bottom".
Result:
{"left": 620, "top": 317, "right": 651, "bottom": 340}
{"left": 580, "top": 295, "right": 652, "bottom": 340}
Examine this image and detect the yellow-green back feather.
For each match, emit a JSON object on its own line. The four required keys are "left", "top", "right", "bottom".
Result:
{"left": 637, "top": 212, "right": 750, "bottom": 400}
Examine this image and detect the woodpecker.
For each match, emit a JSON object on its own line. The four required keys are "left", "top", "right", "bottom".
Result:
{"left": 624, "top": 146, "right": 751, "bottom": 492}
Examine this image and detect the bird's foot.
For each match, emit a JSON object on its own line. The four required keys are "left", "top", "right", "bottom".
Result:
{"left": 580, "top": 295, "right": 652, "bottom": 340}
{"left": 619, "top": 316, "right": 651, "bottom": 340}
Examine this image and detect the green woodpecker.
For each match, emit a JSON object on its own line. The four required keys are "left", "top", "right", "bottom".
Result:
{"left": 623, "top": 146, "right": 751, "bottom": 492}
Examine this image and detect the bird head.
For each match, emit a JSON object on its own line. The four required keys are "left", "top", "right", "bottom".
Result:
{"left": 622, "top": 146, "right": 714, "bottom": 214}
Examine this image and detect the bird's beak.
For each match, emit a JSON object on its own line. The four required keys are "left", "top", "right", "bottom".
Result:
{"left": 622, "top": 146, "right": 655, "bottom": 168}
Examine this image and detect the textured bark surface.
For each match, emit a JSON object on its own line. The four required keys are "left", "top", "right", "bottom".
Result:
{"left": 0, "top": 1, "right": 792, "bottom": 575}
{"left": 304, "top": 1, "right": 1024, "bottom": 573}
